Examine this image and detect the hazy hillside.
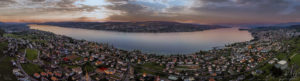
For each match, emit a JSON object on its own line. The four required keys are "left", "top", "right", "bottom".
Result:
{"left": 39, "top": 21, "right": 228, "bottom": 32}
{"left": 0, "top": 22, "right": 29, "bottom": 32}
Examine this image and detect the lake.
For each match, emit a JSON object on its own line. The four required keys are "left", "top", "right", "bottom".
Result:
{"left": 29, "top": 25, "right": 253, "bottom": 55}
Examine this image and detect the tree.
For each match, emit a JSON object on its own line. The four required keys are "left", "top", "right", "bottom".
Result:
{"left": 0, "top": 29, "right": 4, "bottom": 37}
{"left": 271, "top": 66, "right": 283, "bottom": 77}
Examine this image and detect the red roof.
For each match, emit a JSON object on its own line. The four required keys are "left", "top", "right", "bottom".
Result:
{"left": 63, "top": 57, "right": 70, "bottom": 61}
{"left": 99, "top": 67, "right": 108, "bottom": 71}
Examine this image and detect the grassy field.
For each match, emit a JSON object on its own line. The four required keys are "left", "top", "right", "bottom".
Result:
{"left": 0, "top": 56, "right": 18, "bottom": 81}
{"left": 60, "top": 64, "right": 79, "bottom": 68}
{"left": 134, "top": 62, "right": 166, "bottom": 76}
{"left": 3, "top": 34, "right": 46, "bottom": 44}
{"left": 288, "top": 37, "right": 300, "bottom": 66}
{"left": 3, "top": 34, "right": 23, "bottom": 38}
{"left": 0, "top": 41, "right": 17, "bottom": 81}
{"left": 291, "top": 54, "right": 300, "bottom": 66}
{"left": 0, "top": 42, "right": 8, "bottom": 53}
{"left": 140, "top": 62, "right": 165, "bottom": 71}
{"left": 25, "top": 48, "right": 38, "bottom": 60}
{"left": 21, "top": 63, "right": 43, "bottom": 75}
{"left": 276, "top": 53, "right": 287, "bottom": 60}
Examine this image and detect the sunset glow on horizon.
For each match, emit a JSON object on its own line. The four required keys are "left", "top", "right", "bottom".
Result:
{"left": 1, "top": 0, "right": 300, "bottom": 24}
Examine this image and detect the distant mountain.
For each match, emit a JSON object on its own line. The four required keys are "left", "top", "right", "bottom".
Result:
{"left": 0, "top": 22, "right": 4, "bottom": 25}
{"left": 38, "top": 21, "right": 228, "bottom": 33}
{"left": 229, "top": 22, "right": 300, "bottom": 28}
{"left": 274, "top": 22, "right": 300, "bottom": 27}
{"left": 0, "top": 22, "right": 29, "bottom": 32}
{"left": 249, "top": 23, "right": 300, "bottom": 32}
{"left": 288, "top": 25, "right": 300, "bottom": 32}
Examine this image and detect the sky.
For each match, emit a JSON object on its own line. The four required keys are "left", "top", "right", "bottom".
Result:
{"left": 0, "top": 0, "right": 300, "bottom": 24}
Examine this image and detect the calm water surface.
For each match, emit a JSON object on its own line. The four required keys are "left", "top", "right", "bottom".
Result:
{"left": 29, "top": 25, "right": 253, "bottom": 55}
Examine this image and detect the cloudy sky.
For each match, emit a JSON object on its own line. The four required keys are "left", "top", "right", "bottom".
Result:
{"left": 0, "top": 0, "right": 300, "bottom": 24}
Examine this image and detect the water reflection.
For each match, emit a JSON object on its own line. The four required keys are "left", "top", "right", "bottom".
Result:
{"left": 29, "top": 24, "right": 253, "bottom": 55}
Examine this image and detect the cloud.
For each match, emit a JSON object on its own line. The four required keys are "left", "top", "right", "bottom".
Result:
{"left": 1, "top": 0, "right": 300, "bottom": 24}
{"left": 103, "top": 0, "right": 300, "bottom": 24}
{"left": 0, "top": 0, "right": 101, "bottom": 22}
{"left": 105, "top": 2, "right": 146, "bottom": 14}
{"left": 0, "top": 0, "right": 16, "bottom": 7}
{"left": 104, "top": 0, "right": 158, "bottom": 21}
{"left": 30, "top": 0, "right": 46, "bottom": 2}
{"left": 0, "top": 0, "right": 100, "bottom": 12}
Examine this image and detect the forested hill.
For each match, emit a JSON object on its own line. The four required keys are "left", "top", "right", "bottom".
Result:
{"left": 39, "top": 21, "right": 228, "bottom": 33}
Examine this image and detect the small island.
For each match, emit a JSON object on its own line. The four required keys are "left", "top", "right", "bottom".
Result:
{"left": 38, "top": 21, "right": 228, "bottom": 33}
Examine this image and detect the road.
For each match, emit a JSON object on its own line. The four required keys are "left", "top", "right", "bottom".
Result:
{"left": 122, "top": 61, "right": 131, "bottom": 81}
{"left": 290, "top": 53, "right": 297, "bottom": 59}
{"left": 15, "top": 49, "right": 38, "bottom": 81}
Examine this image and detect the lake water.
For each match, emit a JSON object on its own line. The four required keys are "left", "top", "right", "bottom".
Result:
{"left": 29, "top": 25, "right": 253, "bottom": 55}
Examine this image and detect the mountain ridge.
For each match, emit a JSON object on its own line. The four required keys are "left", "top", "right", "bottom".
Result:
{"left": 37, "top": 21, "right": 228, "bottom": 33}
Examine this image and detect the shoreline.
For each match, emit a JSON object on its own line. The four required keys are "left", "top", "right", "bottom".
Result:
{"left": 28, "top": 25, "right": 254, "bottom": 55}
{"left": 36, "top": 21, "right": 229, "bottom": 33}
{"left": 29, "top": 24, "right": 231, "bottom": 33}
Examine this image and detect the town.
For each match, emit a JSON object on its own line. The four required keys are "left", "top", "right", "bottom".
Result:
{"left": 1, "top": 26, "right": 300, "bottom": 81}
{"left": 2, "top": 0, "right": 300, "bottom": 81}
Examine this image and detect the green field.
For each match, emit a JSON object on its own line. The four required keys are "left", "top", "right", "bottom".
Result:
{"left": 134, "top": 62, "right": 166, "bottom": 76}
{"left": 291, "top": 54, "right": 300, "bottom": 66}
{"left": 140, "top": 62, "right": 165, "bottom": 71}
{"left": 3, "top": 34, "right": 22, "bottom": 38}
{"left": 3, "top": 34, "right": 43, "bottom": 43}
{"left": 0, "top": 42, "right": 8, "bottom": 52}
{"left": 60, "top": 64, "right": 79, "bottom": 68}
{"left": 26, "top": 48, "right": 38, "bottom": 60}
{"left": 21, "top": 63, "right": 43, "bottom": 75}
{"left": 276, "top": 53, "right": 287, "bottom": 60}
{"left": 4, "top": 33, "right": 33, "bottom": 39}
{"left": 0, "top": 41, "right": 17, "bottom": 81}
{"left": 288, "top": 37, "right": 300, "bottom": 66}
{"left": 0, "top": 56, "right": 17, "bottom": 81}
